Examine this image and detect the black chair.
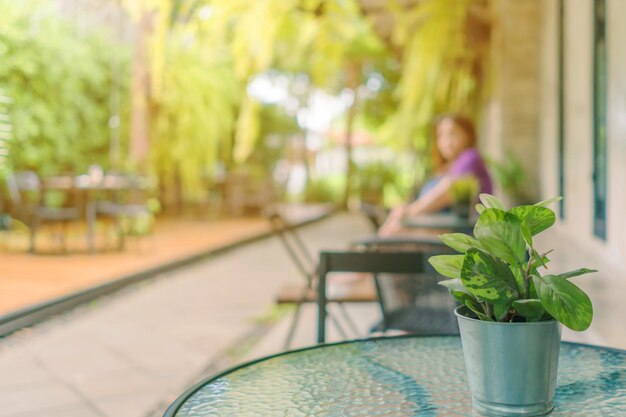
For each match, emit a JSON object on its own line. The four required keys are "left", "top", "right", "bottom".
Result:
{"left": 317, "top": 248, "right": 459, "bottom": 343}
{"left": 266, "top": 208, "right": 379, "bottom": 349}
{"left": 5, "top": 171, "right": 80, "bottom": 253}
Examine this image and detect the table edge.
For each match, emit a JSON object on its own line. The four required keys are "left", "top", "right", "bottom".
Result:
{"left": 163, "top": 334, "right": 625, "bottom": 417}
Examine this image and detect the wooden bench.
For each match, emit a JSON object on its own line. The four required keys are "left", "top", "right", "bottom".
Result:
{"left": 276, "top": 272, "right": 378, "bottom": 304}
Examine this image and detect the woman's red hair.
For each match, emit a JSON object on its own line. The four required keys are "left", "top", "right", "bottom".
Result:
{"left": 431, "top": 113, "right": 477, "bottom": 173}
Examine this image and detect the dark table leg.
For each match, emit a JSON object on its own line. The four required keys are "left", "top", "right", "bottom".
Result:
{"left": 317, "top": 256, "right": 327, "bottom": 344}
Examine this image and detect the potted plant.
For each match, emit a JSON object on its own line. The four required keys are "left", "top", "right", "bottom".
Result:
{"left": 450, "top": 176, "right": 479, "bottom": 219}
{"left": 429, "top": 194, "right": 596, "bottom": 417}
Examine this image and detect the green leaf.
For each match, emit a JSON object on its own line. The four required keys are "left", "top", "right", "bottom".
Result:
{"left": 438, "top": 278, "right": 468, "bottom": 293}
{"left": 439, "top": 279, "right": 479, "bottom": 304}
{"left": 428, "top": 255, "right": 464, "bottom": 279}
{"left": 474, "top": 208, "right": 526, "bottom": 265}
{"left": 451, "top": 290, "right": 475, "bottom": 305}
{"left": 494, "top": 303, "right": 511, "bottom": 321}
{"left": 465, "top": 299, "right": 493, "bottom": 321}
{"left": 512, "top": 299, "right": 545, "bottom": 321}
{"left": 511, "top": 266, "right": 525, "bottom": 294}
{"left": 509, "top": 205, "right": 556, "bottom": 236}
{"left": 475, "top": 203, "right": 486, "bottom": 214}
{"left": 439, "top": 233, "right": 482, "bottom": 253}
{"left": 461, "top": 248, "right": 519, "bottom": 304}
{"left": 558, "top": 268, "right": 598, "bottom": 279}
{"left": 438, "top": 278, "right": 478, "bottom": 304}
{"left": 479, "top": 193, "right": 506, "bottom": 210}
{"left": 521, "top": 221, "right": 533, "bottom": 248}
{"left": 533, "top": 275, "right": 593, "bottom": 331}
{"left": 534, "top": 196, "right": 563, "bottom": 207}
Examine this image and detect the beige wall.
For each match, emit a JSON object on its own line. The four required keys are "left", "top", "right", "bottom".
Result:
{"left": 605, "top": 0, "right": 626, "bottom": 266}
{"left": 538, "top": 0, "right": 626, "bottom": 270}
{"left": 563, "top": 0, "right": 594, "bottom": 237}
{"left": 484, "top": 0, "right": 542, "bottom": 201}
{"left": 538, "top": 0, "right": 559, "bottom": 201}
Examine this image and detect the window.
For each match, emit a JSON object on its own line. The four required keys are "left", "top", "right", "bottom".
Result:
{"left": 593, "top": 0, "right": 608, "bottom": 240}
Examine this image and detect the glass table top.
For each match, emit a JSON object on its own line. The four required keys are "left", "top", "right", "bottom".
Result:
{"left": 168, "top": 336, "right": 626, "bottom": 417}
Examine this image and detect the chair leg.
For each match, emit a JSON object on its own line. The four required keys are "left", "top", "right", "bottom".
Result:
{"left": 327, "top": 305, "right": 349, "bottom": 339}
{"left": 284, "top": 304, "right": 353, "bottom": 349}
{"left": 372, "top": 273, "right": 390, "bottom": 332}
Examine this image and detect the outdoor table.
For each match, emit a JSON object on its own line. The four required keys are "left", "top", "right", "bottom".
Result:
{"left": 163, "top": 335, "right": 626, "bottom": 417}
{"left": 76, "top": 174, "right": 134, "bottom": 253}
{"left": 43, "top": 174, "right": 135, "bottom": 252}
{"left": 402, "top": 212, "right": 475, "bottom": 232}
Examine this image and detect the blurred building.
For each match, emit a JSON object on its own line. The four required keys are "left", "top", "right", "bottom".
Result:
{"left": 482, "top": 0, "right": 624, "bottom": 270}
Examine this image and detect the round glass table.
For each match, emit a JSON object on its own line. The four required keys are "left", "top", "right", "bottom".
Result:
{"left": 164, "top": 335, "right": 626, "bottom": 417}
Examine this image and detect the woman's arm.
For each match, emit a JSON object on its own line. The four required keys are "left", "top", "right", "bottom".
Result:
{"left": 378, "top": 176, "right": 453, "bottom": 236}
{"left": 404, "top": 176, "right": 453, "bottom": 216}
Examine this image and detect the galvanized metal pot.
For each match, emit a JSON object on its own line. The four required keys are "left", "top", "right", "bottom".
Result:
{"left": 455, "top": 306, "right": 562, "bottom": 417}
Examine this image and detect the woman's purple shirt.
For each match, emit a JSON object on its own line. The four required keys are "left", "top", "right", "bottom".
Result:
{"left": 448, "top": 148, "right": 493, "bottom": 194}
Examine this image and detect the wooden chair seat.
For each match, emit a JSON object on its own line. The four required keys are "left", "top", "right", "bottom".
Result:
{"left": 276, "top": 273, "right": 377, "bottom": 304}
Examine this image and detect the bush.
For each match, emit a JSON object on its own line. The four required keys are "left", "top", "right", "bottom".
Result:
{"left": 0, "top": 0, "right": 130, "bottom": 175}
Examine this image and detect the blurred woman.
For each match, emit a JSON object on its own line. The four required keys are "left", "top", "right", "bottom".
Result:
{"left": 379, "top": 113, "right": 492, "bottom": 236}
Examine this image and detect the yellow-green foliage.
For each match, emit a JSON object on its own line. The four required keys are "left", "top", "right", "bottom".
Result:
{"left": 381, "top": 0, "right": 491, "bottom": 153}
{"left": 0, "top": 0, "right": 131, "bottom": 175}
{"left": 1, "top": 0, "right": 492, "bottom": 205}
{"left": 0, "top": 89, "right": 11, "bottom": 176}
{"left": 146, "top": 0, "right": 386, "bottom": 200}
{"left": 150, "top": 32, "right": 241, "bottom": 202}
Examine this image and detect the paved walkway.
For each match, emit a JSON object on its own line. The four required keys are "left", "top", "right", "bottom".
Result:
{"left": 0, "top": 204, "right": 330, "bottom": 315}
{"left": 0, "top": 213, "right": 374, "bottom": 417}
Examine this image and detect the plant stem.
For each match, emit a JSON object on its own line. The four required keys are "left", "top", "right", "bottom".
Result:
{"left": 484, "top": 303, "right": 493, "bottom": 320}
{"left": 524, "top": 254, "right": 534, "bottom": 299}
{"left": 517, "top": 264, "right": 528, "bottom": 298}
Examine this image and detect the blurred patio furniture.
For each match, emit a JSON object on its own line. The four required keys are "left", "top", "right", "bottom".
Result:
{"left": 317, "top": 248, "right": 458, "bottom": 343}
{"left": 341, "top": 225, "right": 465, "bottom": 339}
{"left": 37, "top": 169, "right": 152, "bottom": 252}
{"left": 5, "top": 171, "right": 80, "bottom": 253}
{"left": 401, "top": 212, "right": 475, "bottom": 233}
{"left": 163, "top": 336, "right": 626, "bottom": 417}
{"left": 93, "top": 172, "right": 152, "bottom": 251}
{"left": 360, "top": 203, "right": 476, "bottom": 234}
{"left": 266, "top": 208, "right": 378, "bottom": 349}
{"left": 223, "top": 170, "right": 276, "bottom": 216}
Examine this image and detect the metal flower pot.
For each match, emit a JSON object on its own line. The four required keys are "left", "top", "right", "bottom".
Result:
{"left": 455, "top": 306, "right": 562, "bottom": 416}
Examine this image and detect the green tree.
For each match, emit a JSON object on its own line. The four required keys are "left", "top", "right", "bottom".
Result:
{"left": 0, "top": 0, "right": 131, "bottom": 175}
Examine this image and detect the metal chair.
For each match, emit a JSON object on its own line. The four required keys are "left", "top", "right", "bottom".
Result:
{"left": 266, "top": 208, "right": 378, "bottom": 349}
{"left": 317, "top": 247, "right": 459, "bottom": 343}
{"left": 5, "top": 171, "right": 80, "bottom": 253}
